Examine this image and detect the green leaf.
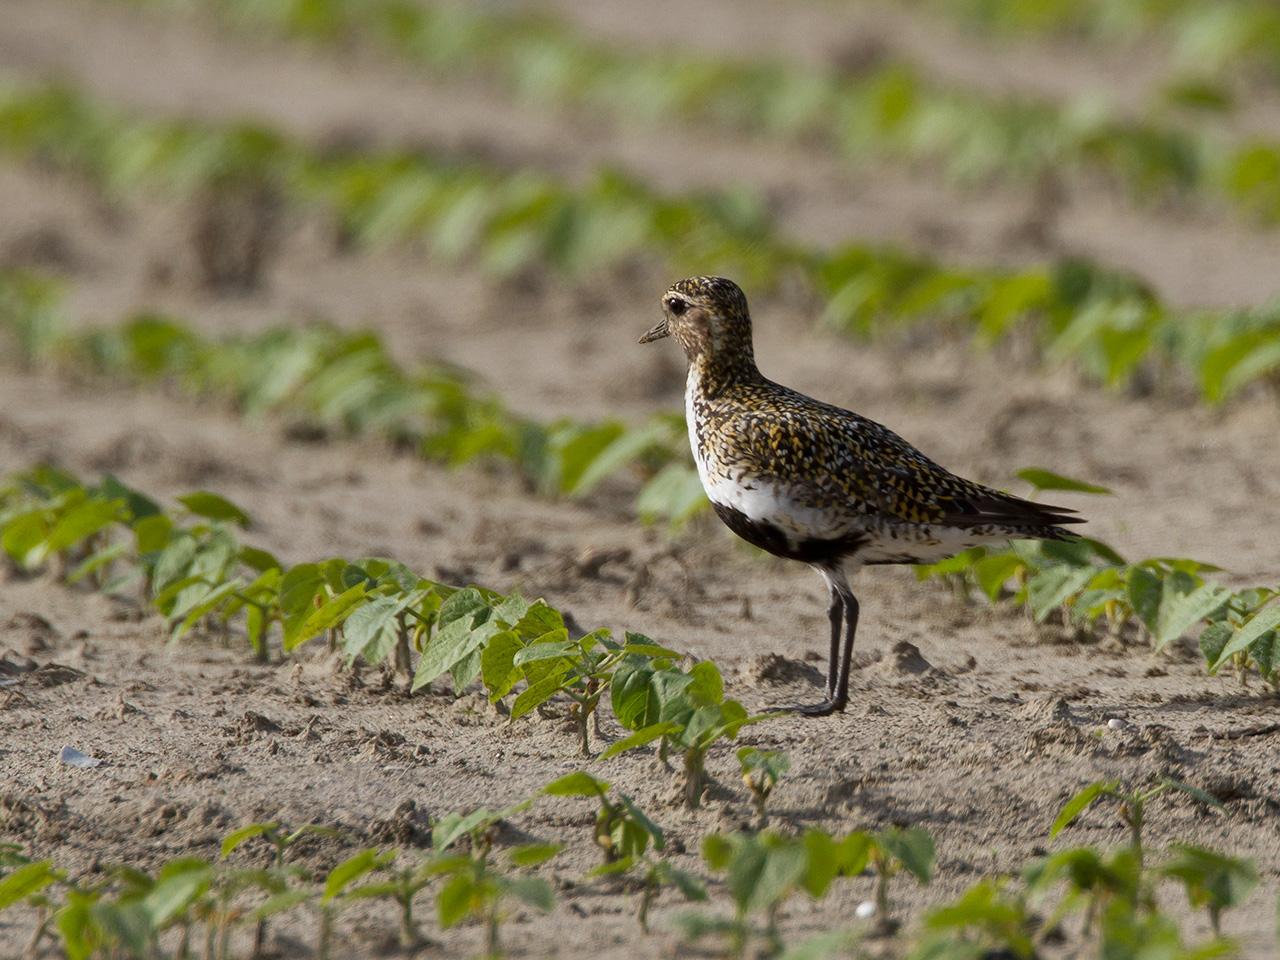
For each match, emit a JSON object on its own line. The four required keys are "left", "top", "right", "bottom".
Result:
{"left": 1016, "top": 468, "right": 1112, "bottom": 495}
{"left": 142, "top": 868, "right": 211, "bottom": 927}
{"left": 687, "top": 660, "right": 724, "bottom": 705}
{"left": 972, "top": 552, "right": 1025, "bottom": 601}
{"left": 748, "top": 842, "right": 808, "bottom": 914}
{"left": 599, "top": 721, "right": 681, "bottom": 760}
{"left": 510, "top": 843, "right": 562, "bottom": 868}
{"left": 481, "top": 629, "right": 524, "bottom": 701}
{"left": 324, "top": 849, "right": 392, "bottom": 901}
{"left": 341, "top": 596, "right": 404, "bottom": 665}
{"left": 412, "top": 616, "right": 500, "bottom": 692}
{"left": 40, "top": 499, "right": 123, "bottom": 561}
{"left": 510, "top": 663, "right": 571, "bottom": 719}
{"left": 1, "top": 512, "right": 47, "bottom": 568}
{"left": 1155, "top": 580, "right": 1231, "bottom": 651}
{"left": 512, "top": 634, "right": 575, "bottom": 664}
{"left": 283, "top": 583, "right": 368, "bottom": 651}
{"left": 636, "top": 462, "right": 707, "bottom": 525}
{"left": 437, "top": 874, "right": 475, "bottom": 928}
{"left": 1126, "top": 566, "right": 1162, "bottom": 634}
{"left": 436, "top": 587, "right": 489, "bottom": 627}
{"left": 506, "top": 875, "right": 555, "bottom": 912}
{"left": 1198, "top": 621, "right": 1233, "bottom": 671}
{"left": 0, "top": 860, "right": 57, "bottom": 909}
{"left": 170, "top": 578, "right": 244, "bottom": 643}
{"left": 278, "top": 563, "right": 324, "bottom": 616}
{"left": 878, "top": 827, "right": 935, "bottom": 883}
{"left": 800, "top": 831, "right": 839, "bottom": 899}
{"left": 1160, "top": 778, "right": 1225, "bottom": 813}
{"left": 622, "top": 790, "right": 664, "bottom": 838}
{"left": 542, "top": 771, "right": 609, "bottom": 797}
{"left": 1161, "top": 844, "right": 1257, "bottom": 912}
{"left": 1027, "top": 565, "right": 1096, "bottom": 622}
{"left": 67, "top": 542, "right": 128, "bottom": 585}
{"left": 221, "top": 823, "right": 277, "bottom": 858}
{"left": 1051, "top": 781, "right": 1118, "bottom": 837}
{"left": 177, "top": 491, "right": 251, "bottom": 527}
{"left": 1212, "top": 605, "right": 1280, "bottom": 671}
{"left": 835, "top": 832, "right": 873, "bottom": 876}
{"left": 250, "top": 888, "right": 312, "bottom": 920}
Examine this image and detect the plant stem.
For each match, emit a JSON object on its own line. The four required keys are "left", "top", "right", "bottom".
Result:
{"left": 318, "top": 907, "right": 332, "bottom": 960}
{"left": 683, "top": 748, "right": 704, "bottom": 809}
{"left": 21, "top": 907, "right": 47, "bottom": 959}
{"left": 486, "top": 905, "right": 501, "bottom": 959}
{"left": 875, "top": 858, "right": 891, "bottom": 925}
{"left": 638, "top": 877, "right": 655, "bottom": 933}
{"left": 577, "top": 704, "right": 591, "bottom": 758}
{"left": 399, "top": 894, "right": 417, "bottom": 948}
{"left": 252, "top": 917, "right": 266, "bottom": 958}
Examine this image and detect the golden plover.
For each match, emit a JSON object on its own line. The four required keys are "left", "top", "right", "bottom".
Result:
{"left": 639, "top": 276, "right": 1083, "bottom": 716}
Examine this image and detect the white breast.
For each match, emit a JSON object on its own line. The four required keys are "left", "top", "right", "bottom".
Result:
{"left": 685, "top": 372, "right": 860, "bottom": 544}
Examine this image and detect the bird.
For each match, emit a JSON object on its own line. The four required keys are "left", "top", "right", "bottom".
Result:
{"left": 638, "top": 276, "right": 1084, "bottom": 717}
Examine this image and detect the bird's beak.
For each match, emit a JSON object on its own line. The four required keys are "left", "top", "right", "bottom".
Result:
{"left": 638, "top": 317, "right": 670, "bottom": 344}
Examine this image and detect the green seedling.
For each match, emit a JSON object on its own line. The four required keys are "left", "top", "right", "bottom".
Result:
{"left": 1051, "top": 778, "right": 1224, "bottom": 865}
{"left": 108, "top": 857, "right": 216, "bottom": 960}
{"left": 605, "top": 656, "right": 769, "bottom": 808}
{"left": 485, "top": 625, "right": 682, "bottom": 756}
{"left": 0, "top": 856, "right": 64, "bottom": 957}
{"left": 0, "top": 466, "right": 736, "bottom": 728}
{"left": 542, "top": 771, "right": 705, "bottom": 930}
{"left": 910, "top": 878, "right": 1037, "bottom": 960}
{"left": 221, "top": 822, "right": 337, "bottom": 955}
{"left": 858, "top": 828, "right": 937, "bottom": 934}
{"left": 1159, "top": 844, "right": 1258, "bottom": 936}
{"left": 682, "top": 827, "right": 918, "bottom": 957}
{"left": 318, "top": 848, "right": 395, "bottom": 959}
{"left": 736, "top": 747, "right": 789, "bottom": 825}
{"left": 342, "top": 857, "right": 435, "bottom": 949}
{"left": 334, "top": 804, "right": 536, "bottom": 952}
{"left": 221, "top": 821, "right": 340, "bottom": 870}
{"left": 425, "top": 807, "right": 559, "bottom": 960}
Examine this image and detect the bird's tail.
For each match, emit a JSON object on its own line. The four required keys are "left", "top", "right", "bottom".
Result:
{"left": 943, "top": 487, "right": 1086, "bottom": 542}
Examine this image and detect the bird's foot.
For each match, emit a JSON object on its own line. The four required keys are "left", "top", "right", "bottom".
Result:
{"left": 765, "top": 698, "right": 845, "bottom": 718}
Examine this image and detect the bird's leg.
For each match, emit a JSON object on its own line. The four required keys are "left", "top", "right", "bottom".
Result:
{"left": 765, "top": 568, "right": 847, "bottom": 717}
{"left": 825, "top": 587, "right": 842, "bottom": 700}
{"left": 832, "top": 591, "right": 859, "bottom": 711}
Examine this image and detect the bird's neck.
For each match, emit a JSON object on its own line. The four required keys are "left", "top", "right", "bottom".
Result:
{"left": 687, "top": 345, "right": 761, "bottom": 398}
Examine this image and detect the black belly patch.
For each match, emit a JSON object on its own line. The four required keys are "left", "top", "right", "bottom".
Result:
{"left": 711, "top": 502, "right": 868, "bottom": 564}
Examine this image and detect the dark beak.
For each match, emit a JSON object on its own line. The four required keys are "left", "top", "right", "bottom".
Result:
{"left": 638, "top": 317, "right": 670, "bottom": 344}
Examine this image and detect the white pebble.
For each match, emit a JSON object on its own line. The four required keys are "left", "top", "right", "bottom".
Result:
{"left": 855, "top": 901, "right": 876, "bottom": 919}
{"left": 59, "top": 746, "right": 103, "bottom": 768}
{"left": 1107, "top": 718, "right": 1127, "bottom": 731}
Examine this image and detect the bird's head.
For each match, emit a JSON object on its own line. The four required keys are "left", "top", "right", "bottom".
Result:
{"left": 639, "top": 276, "right": 754, "bottom": 365}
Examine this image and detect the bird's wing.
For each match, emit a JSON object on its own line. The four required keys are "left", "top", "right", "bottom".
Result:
{"left": 729, "top": 400, "right": 1081, "bottom": 530}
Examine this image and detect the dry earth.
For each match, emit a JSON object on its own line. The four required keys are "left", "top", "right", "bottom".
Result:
{"left": 1, "top": 1, "right": 1278, "bottom": 957}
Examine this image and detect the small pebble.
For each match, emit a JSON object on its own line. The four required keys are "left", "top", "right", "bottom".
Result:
{"left": 59, "top": 746, "right": 104, "bottom": 768}
{"left": 1107, "top": 718, "right": 1128, "bottom": 731}
{"left": 855, "top": 900, "right": 876, "bottom": 919}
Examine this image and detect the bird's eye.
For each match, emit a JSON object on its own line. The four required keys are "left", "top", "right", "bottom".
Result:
{"left": 667, "top": 298, "right": 688, "bottom": 317}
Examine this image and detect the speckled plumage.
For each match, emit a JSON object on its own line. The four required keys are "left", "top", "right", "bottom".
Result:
{"left": 639, "top": 275, "right": 1084, "bottom": 715}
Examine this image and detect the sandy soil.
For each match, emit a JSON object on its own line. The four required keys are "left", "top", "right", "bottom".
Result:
{"left": 1, "top": 1, "right": 1279, "bottom": 958}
